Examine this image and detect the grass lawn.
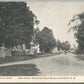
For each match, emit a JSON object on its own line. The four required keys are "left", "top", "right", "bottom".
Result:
{"left": 0, "top": 53, "right": 56, "bottom": 64}
{"left": 0, "top": 64, "right": 40, "bottom": 76}
{"left": 0, "top": 55, "right": 39, "bottom": 64}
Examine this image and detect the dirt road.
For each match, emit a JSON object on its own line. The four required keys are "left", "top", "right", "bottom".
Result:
{"left": 0, "top": 53, "right": 84, "bottom": 76}
{"left": 29, "top": 53, "right": 84, "bottom": 76}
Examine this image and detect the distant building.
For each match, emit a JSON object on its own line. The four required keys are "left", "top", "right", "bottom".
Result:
{"left": 52, "top": 47, "right": 59, "bottom": 53}
{"left": 30, "top": 41, "right": 40, "bottom": 55}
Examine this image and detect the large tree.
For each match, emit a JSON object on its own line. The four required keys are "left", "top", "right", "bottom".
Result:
{"left": 61, "top": 41, "right": 71, "bottom": 51}
{"left": 68, "top": 12, "right": 84, "bottom": 53}
{"left": 0, "top": 2, "right": 35, "bottom": 48}
{"left": 36, "top": 27, "right": 56, "bottom": 53}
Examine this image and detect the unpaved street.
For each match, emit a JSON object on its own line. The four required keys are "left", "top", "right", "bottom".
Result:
{"left": 29, "top": 53, "right": 84, "bottom": 76}
{"left": 0, "top": 53, "right": 84, "bottom": 76}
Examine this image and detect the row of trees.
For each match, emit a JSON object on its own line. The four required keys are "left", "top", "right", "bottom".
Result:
{"left": 35, "top": 12, "right": 84, "bottom": 54}
{"left": 33, "top": 11, "right": 84, "bottom": 54}
{"left": 0, "top": 2, "right": 57, "bottom": 54}
{"left": 0, "top": 2, "right": 71, "bottom": 55}
{"left": 56, "top": 40, "right": 71, "bottom": 51}
{"left": 34, "top": 26, "right": 71, "bottom": 53}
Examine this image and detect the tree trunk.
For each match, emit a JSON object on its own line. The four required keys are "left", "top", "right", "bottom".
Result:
{"left": 2, "top": 42, "right": 5, "bottom": 58}
{"left": 9, "top": 46, "right": 12, "bottom": 56}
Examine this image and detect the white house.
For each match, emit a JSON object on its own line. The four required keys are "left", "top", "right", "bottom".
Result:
{"left": 30, "top": 41, "right": 40, "bottom": 55}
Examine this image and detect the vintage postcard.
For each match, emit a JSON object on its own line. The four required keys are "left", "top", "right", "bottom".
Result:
{"left": 0, "top": 0, "right": 84, "bottom": 83}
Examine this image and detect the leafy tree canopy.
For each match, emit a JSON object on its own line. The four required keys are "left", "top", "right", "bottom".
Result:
{"left": 0, "top": 2, "right": 35, "bottom": 48}
{"left": 56, "top": 40, "right": 70, "bottom": 51}
{"left": 36, "top": 27, "right": 56, "bottom": 52}
{"left": 68, "top": 12, "right": 84, "bottom": 52}
{"left": 61, "top": 41, "right": 71, "bottom": 50}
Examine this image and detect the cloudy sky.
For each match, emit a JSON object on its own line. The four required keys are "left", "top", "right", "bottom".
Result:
{"left": 27, "top": 1, "right": 84, "bottom": 47}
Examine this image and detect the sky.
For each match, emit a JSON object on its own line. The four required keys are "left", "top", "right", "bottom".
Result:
{"left": 27, "top": 1, "right": 84, "bottom": 47}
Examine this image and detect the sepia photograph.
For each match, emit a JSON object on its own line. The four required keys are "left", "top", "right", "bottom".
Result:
{"left": 0, "top": 1, "right": 84, "bottom": 77}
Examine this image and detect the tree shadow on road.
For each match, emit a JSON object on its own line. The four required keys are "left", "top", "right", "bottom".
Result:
{"left": 0, "top": 64, "right": 40, "bottom": 76}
